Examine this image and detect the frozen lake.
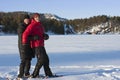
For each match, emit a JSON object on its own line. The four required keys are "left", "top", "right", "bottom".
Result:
{"left": 0, "top": 35, "right": 120, "bottom": 80}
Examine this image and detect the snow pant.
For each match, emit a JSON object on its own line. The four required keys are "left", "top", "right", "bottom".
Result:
{"left": 18, "top": 57, "right": 32, "bottom": 77}
{"left": 32, "top": 47, "right": 53, "bottom": 77}
{"left": 18, "top": 45, "right": 34, "bottom": 78}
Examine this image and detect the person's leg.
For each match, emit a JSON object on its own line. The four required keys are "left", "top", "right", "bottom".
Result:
{"left": 18, "top": 44, "right": 26, "bottom": 78}
{"left": 32, "top": 47, "right": 44, "bottom": 78}
{"left": 24, "top": 58, "right": 32, "bottom": 76}
{"left": 18, "top": 57, "right": 26, "bottom": 78}
{"left": 24, "top": 46, "right": 34, "bottom": 76}
{"left": 42, "top": 47, "right": 53, "bottom": 77}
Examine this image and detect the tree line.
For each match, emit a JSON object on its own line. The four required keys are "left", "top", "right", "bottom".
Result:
{"left": 67, "top": 15, "right": 120, "bottom": 33}
{"left": 0, "top": 11, "right": 120, "bottom": 34}
{"left": 0, "top": 11, "right": 64, "bottom": 34}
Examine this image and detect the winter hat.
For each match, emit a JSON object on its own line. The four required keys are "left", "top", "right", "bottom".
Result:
{"left": 24, "top": 14, "right": 30, "bottom": 19}
{"left": 32, "top": 13, "right": 40, "bottom": 18}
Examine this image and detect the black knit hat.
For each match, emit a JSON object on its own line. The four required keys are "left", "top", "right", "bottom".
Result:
{"left": 24, "top": 14, "right": 30, "bottom": 19}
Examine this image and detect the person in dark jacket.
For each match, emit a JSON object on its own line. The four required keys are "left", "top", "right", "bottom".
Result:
{"left": 17, "top": 14, "right": 34, "bottom": 78}
{"left": 22, "top": 13, "right": 54, "bottom": 78}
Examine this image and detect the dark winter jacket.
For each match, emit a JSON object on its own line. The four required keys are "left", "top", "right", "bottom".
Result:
{"left": 17, "top": 23, "right": 34, "bottom": 58}
{"left": 22, "top": 19, "right": 45, "bottom": 48}
{"left": 17, "top": 23, "right": 29, "bottom": 50}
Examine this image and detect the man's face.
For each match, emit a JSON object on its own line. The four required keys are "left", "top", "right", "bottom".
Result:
{"left": 24, "top": 18, "right": 30, "bottom": 24}
{"left": 34, "top": 16, "right": 40, "bottom": 22}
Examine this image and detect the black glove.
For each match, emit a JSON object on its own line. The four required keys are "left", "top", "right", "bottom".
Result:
{"left": 43, "top": 33, "right": 49, "bottom": 40}
{"left": 28, "top": 35, "right": 40, "bottom": 41}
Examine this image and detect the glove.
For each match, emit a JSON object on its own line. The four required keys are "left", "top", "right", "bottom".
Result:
{"left": 43, "top": 34, "right": 49, "bottom": 40}
{"left": 33, "top": 35, "right": 40, "bottom": 40}
{"left": 28, "top": 35, "right": 40, "bottom": 40}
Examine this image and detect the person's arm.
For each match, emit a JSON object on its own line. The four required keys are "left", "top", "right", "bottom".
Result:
{"left": 17, "top": 24, "right": 25, "bottom": 35}
{"left": 41, "top": 24, "right": 49, "bottom": 40}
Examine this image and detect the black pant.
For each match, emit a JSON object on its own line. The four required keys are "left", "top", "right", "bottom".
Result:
{"left": 18, "top": 47, "right": 33, "bottom": 77}
{"left": 18, "top": 56, "right": 32, "bottom": 77}
{"left": 32, "top": 47, "right": 53, "bottom": 77}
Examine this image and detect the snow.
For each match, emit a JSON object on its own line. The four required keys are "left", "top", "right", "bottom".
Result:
{"left": 0, "top": 35, "right": 120, "bottom": 80}
{"left": 64, "top": 24, "right": 76, "bottom": 35}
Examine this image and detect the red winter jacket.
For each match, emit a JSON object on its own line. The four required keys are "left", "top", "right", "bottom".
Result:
{"left": 22, "top": 19, "right": 44, "bottom": 48}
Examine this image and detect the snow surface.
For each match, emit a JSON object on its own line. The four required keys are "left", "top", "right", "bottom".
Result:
{"left": 0, "top": 35, "right": 120, "bottom": 80}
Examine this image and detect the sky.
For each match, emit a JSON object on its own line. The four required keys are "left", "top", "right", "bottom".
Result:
{"left": 0, "top": 0, "right": 120, "bottom": 19}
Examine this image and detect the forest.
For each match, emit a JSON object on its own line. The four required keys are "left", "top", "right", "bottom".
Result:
{"left": 0, "top": 11, "right": 120, "bottom": 34}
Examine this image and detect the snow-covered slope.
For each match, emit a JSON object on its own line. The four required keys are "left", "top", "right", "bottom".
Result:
{"left": 64, "top": 24, "right": 76, "bottom": 35}
{"left": 43, "top": 13, "right": 67, "bottom": 21}
{"left": 85, "top": 22, "right": 120, "bottom": 34}
{"left": 0, "top": 35, "right": 120, "bottom": 80}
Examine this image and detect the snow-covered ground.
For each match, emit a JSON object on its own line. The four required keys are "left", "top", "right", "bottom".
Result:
{"left": 0, "top": 35, "right": 120, "bottom": 80}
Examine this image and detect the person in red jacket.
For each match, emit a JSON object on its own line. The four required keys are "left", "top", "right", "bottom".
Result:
{"left": 22, "top": 13, "right": 53, "bottom": 78}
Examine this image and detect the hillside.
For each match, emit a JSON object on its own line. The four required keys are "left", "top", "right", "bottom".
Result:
{"left": 0, "top": 12, "right": 120, "bottom": 34}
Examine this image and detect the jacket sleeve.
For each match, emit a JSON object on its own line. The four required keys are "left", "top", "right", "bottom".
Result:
{"left": 17, "top": 24, "right": 25, "bottom": 35}
{"left": 22, "top": 24, "right": 33, "bottom": 44}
